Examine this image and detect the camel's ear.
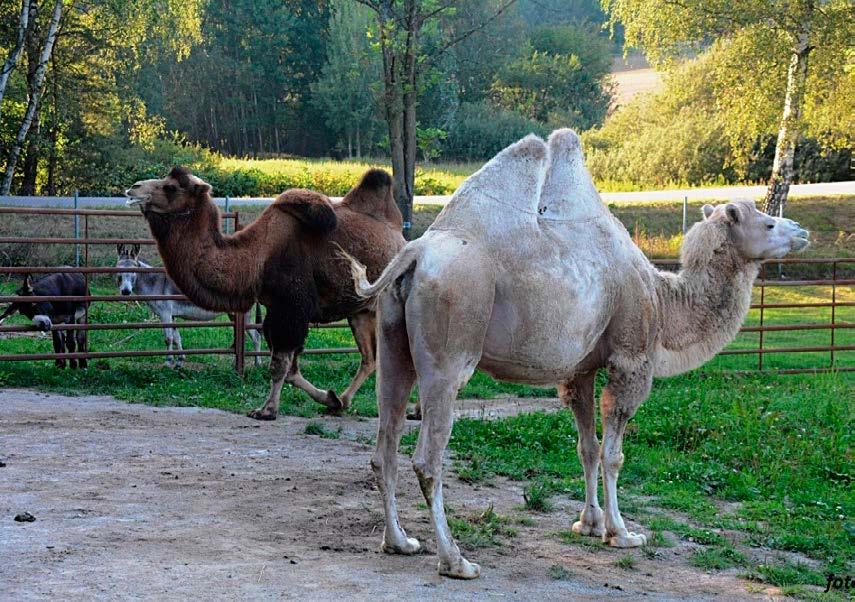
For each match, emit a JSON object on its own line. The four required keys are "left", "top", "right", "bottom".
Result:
{"left": 702, "top": 204, "right": 715, "bottom": 220}
{"left": 131, "top": 244, "right": 141, "bottom": 259}
{"left": 724, "top": 203, "right": 740, "bottom": 224}
{"left": 192, "top": 182, "right": 212, "bottom": 197}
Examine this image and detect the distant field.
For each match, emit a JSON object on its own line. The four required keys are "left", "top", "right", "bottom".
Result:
{"left": 611, "top": 67, "right": 664, "bottom": 106}
{"left": 206, "top": 155, "right": 470, "bottom": 197}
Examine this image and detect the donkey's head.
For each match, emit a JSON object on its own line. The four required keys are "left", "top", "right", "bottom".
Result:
{"left": 125, "top": 166, "right": 213, "bottom": 216}
{"left": 0, "top": 274, "right": 53, "bottom": 330}
{"left": 116, "top": 243, "right": 142, "bottom": 296}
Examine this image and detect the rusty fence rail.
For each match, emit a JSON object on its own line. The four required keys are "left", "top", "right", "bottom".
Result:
{"left": 0, "top": 206, "right": 357, "bottom": 375}
{"left": 0, "top": 206, "right": 852, "bottom": 375}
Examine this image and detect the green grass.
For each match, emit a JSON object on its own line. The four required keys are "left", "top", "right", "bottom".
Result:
{"left": 304, "top": 422, "right": 341, "bottom": 439}
{"left": 447, "top": 505, "right": 517, "bottom": 549}
{"left": 615, "top": 554, "right": 637, "bottom": 570}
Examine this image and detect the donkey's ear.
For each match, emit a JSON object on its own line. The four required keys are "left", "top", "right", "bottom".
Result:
{"left": 117, "top": 243, "right": 125, "bottom": 256}
{"left": 131, "top": 244, "right": 141, "bottom": 259}
{"left": 22, "top": 273, "right": 33, "bottom": 292}
{"left": 702, "top": 204, "right": 715, "bottom": 220}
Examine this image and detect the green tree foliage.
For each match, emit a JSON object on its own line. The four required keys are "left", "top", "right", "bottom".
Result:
{"left": 491, "top": 25, "right": 613, "bottom": 130}
{"left": 600, "top": 0, "right": 854, "bottom": 213}
{"left": 584, "top": 47, "right": 851, "bottom": 188}
{"left": 310, "top": 2, "right": 383, "bottom": 158}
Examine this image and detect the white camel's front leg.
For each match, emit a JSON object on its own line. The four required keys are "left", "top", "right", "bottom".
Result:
{"left": 599, "top": 376, "right": 649, "bottom": 548}
{"left": 560, "top": 376, "right": 605, "bottom": 537}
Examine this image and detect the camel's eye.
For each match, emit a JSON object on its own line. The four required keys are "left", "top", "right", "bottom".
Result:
{"left": 766, "top": 224, "right": 774, "bottom": 230}
{"left": 163, "top": 184, "right": 177, "bottom": 194}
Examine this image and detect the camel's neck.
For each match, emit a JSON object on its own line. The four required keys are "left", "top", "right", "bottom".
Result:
{"left": 145, "top": 200, "right": 258, "bottom": 312}
{"left": 652, "top": 224, "right": 758, "bottom": 376}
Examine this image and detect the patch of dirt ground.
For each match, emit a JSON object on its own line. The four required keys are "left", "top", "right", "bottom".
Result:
{"left": 1, "top": 389, "right": 781, "bottom": 600}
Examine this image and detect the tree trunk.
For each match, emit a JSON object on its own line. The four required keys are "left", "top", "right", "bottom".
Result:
{"left": 46, "top": 57, "right": 58, "bottom": 195}
{"left": 764, "top": 31, "right": 811, "bottom": 216}
{"left": 356, "top": 123, "right": 361, "bottom": 158}
{"left": 20, "top": 110, "right": 40, "bottom": 195}
{"left": 399, "top": 0, "right": 418, "bottom": 240}
{"left": 0, "top": 0, "right": 31, "bottom": 111}
{"left": 1, "top": 0, "right": 62, "bottom": 195}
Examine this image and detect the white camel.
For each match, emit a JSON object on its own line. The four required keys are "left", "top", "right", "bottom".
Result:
{"left": 348, "top": 129, "right": 809, "bottom": 579}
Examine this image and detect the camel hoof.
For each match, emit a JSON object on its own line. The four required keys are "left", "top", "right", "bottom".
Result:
{"left": 438, "top": 557, "right": 481, "bottom": 580}
{"left": 247, "top": 408, "right": 277, "bottom": 421}
{"left": 606, "top": 532, "right": 647, "bottom": 548}
{"left": 323, "top": 390, "right": 344, "bottom": 411}
{"left": 572, "top": 520, "right": 605, "bottom": 538}
{"left": 381, "top": 537, "right": 421, "bottom": 555}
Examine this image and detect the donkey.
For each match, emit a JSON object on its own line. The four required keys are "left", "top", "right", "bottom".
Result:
{"left": 116, "top": 244, "right": 263, "bottom": 367}
{"left": 0, "top": 272, "right": 89, "bottom": 368}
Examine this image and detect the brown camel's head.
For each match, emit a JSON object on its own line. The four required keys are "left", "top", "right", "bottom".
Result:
{"left": 125, "top": 167, "right": 212, "bottom": 215}
{"left": 698, "top": 199, "right": 810, "bottom": 260}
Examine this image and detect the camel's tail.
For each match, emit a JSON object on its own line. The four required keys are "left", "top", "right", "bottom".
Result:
{"left": 338, "top": 241, "right": 420, "bottom": 298}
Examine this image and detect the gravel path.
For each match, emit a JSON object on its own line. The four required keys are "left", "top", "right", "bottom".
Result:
{"left": 1, "top": 389, "right": 776, "bottom": 601}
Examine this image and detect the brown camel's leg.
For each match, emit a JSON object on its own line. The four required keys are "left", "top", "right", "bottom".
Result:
{"left": 284, "top": 352, "right": 342, "bottom": 409}
{"left": 372, "top": 290, "right": 419, "bottom": 554}
{"left": 560, "top": 372, "right": 605, "bottom": 537}
{"left": 600, "top": 360, "right": 651, "bottom": 547}
{"left": 339, "top": 311, "right": 376, "bottom": 409}
{"left": 248, "top": 301, "right": 341, "bottom": 420}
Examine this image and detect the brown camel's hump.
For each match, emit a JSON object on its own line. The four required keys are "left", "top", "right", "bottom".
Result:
{"left": 272, "top": 189, "right": 337, "bottom": 236}
{"left": 337, "top": 169, "right": 403, "bottom": 228}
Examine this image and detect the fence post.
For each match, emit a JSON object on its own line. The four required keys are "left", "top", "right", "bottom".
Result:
{"left": 758, "top": 261, "right": 765, "bottom": 371}
{"left": 224, "top": 196, "right": 231, "bottom": 234}
{"left": 233, "top": 310, "right": 245, "bottom": 376}
{"left": 73, "top": 190, "right": 80, "bottom": 267}
{"left": 830, "top": 260, "right": 837, "bottom": 368}
{"left": 681, "top": 195, "right": 688, "bottom": 235}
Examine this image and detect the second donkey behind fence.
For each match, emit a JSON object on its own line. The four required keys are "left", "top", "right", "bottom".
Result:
{"left": 116, "top": 244, "right": 262, "bottom": 367}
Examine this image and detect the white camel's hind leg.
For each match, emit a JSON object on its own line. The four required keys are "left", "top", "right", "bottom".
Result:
{"left": 406, "top": 245, "right": 495, "bottom": 579}
{"left": 600, "top": 363, "right": 651, "bottom": 547}
{"left": 560, "top": 374, "right": 605, "bottom": 537}
{"left": 373, "top": 290, "right": 419, "bottom": 554}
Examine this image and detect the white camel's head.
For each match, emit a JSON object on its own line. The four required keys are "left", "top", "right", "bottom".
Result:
{"left": 700, "top": 199, "right": 809, "bottom": 260}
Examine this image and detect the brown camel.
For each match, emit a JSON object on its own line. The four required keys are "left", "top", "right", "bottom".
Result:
{"left": 127, "top": 166, "right": 404, "bottom": 418}
{"left": 347, "top": 129, "right": 809, "bottom": 579}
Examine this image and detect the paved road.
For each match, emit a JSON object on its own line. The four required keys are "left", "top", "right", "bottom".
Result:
{"left": 1, "top": 181, "right": 851, "bottom": 208}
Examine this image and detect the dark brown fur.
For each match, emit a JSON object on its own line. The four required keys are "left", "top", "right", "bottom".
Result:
{"left": 132, "top": 166, "right": 404, "bottom": 414}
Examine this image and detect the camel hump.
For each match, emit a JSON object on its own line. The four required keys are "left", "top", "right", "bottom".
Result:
{"left": 338, "top": 169, "right": 402, "bottom": 226}
{"left": 537, "top": 128, "right": 606, "bottom": 220}
{"left": 273, "top": 189, "right": 337, "bottom": 236}
{"left": 439, "top": 134, "right": 548, "bottom": 218}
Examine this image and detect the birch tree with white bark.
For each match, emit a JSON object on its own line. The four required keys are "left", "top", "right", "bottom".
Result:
{"left": 0, "top": 0, "right": 31, "bottom": 111}
{"left": 601, "top": 0, "right": 853, "bottom": 215}
{"left": 1, "top": 0, "right": 63, "bottom": 195}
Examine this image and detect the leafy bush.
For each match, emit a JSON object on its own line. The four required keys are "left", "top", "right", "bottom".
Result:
{"left": 583, "top": 48, "right": 852, "bottom": 188}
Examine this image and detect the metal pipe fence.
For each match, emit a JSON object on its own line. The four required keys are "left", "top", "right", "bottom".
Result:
{"left": 0, "top": 206, "right": 851, "bottom": 375}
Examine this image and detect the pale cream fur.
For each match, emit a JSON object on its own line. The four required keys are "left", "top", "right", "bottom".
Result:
{"left": 347, "top": 129, "right": 809, "bottom": 579}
